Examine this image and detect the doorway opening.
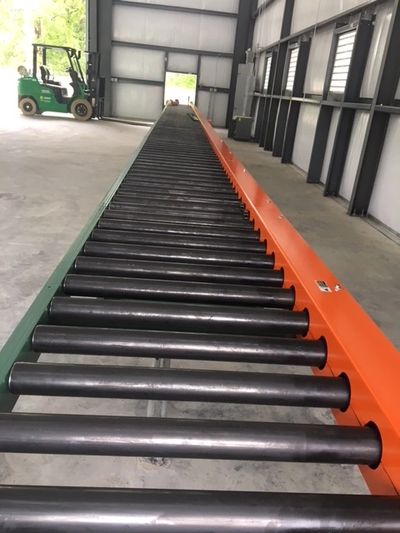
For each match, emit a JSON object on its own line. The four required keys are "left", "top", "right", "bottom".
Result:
{"left": 164, "top": 71, "right": 197, "bottom": 106}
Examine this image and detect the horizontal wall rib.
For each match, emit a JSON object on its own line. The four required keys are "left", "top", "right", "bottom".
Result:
{"left": 111, "top": 77, "right": 164, "bottom": 86}
{"left": 113, "top": 0, "right": 238, "bottom": 18}
{"left": 112, "top": 40, "right": 234, "bottom": 58}
{"left": 111, "top": 79, "right": 230, "bottom": 96}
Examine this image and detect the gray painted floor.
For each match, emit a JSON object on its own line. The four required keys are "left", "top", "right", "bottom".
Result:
{"left": 2, "top": 111, "right": 397, "bottom": 496}
{"left": 0, "top": 114, "right": 149, "bottom": 349}
{"left": 224, "top": 134, "right": 400, "bottom": 351}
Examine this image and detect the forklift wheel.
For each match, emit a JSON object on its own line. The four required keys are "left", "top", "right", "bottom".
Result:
{"left": 19, "top": 97, "right": 37, "bottom": 116}
{"left": 71, "top": 99, "right": 93, "bottom": 121}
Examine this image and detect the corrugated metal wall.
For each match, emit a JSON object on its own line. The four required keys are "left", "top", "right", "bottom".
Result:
{"left": 108, "top": 0, "right": 238, "bottom": 125}
{"left": 251, "top": 0, "right": 400, "bottom": 235}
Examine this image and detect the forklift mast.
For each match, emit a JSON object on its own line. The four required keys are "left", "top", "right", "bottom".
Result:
{"left": 86, "top": 52, "right": 105, "bottom": 119}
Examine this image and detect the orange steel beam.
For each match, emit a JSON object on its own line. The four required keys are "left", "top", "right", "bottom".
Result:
{"left": 192, "top": 105, "right": 400, "bottom": 496}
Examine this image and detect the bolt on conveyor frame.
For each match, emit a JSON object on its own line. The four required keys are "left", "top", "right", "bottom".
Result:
{"left": 0, "top": 104, "right": 399, "bottom": 498}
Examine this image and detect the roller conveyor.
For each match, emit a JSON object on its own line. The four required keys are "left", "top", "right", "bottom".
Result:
{"left": 1, "top": 104, "right": 400, "bottom": 531}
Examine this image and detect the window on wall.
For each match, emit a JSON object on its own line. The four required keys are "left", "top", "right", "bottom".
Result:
{"left": 285, "top": 46, "right": 299, "bottom": 93}
{"left": 263, "top": 55, "right": 272, "bottom": 94}
{"left": 329, "top": 29, "right": 357, "bottom": 94}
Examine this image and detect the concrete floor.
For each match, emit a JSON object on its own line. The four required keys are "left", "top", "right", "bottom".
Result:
{"left": 0, "top": 113, "right": 149, "bottom": 349}
{"left": 2, "top": 110, "right": 398, "bottom": 496}
{"left": 223, "top": 135, "right": 400, "bottom": 350}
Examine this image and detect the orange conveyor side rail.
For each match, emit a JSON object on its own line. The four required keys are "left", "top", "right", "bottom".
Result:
{"left": 192, "top": 104, "right": 400, "bottom": 496}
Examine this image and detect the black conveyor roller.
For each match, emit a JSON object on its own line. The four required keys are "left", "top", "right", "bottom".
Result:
{"left": 108, "top": 204, "right": 249, "bottom": 223}
{"left": 110, "top": 196, "right": 245, "bottom": 214}
{"left": 103, "top": 208, "right": 255, "bottom": 230}
{"left": 83, "top": 241, "right": 274, "bottom": 268}
{"left": 97, "top": 216, "right": 260, "bottom": 240}
{"left": 0, "top": 486, "right": 399, "bottom": 533}
{"left": 0, "top": 413, "right": 380, "bottom": 464}
{"left": 114, "top": 190, "right": 242, "bottom": 205}
{"left": 123, "top": 176, "right": 234, "bottom": 191}
{"left": 9, "top": 362, "right": 349, "bottom": 408}
{"left": 63, "top": 274, "right": 294, "bottom": 307}
{"left": 32, "top": 325, "right": 326, "bottom": 366}
{"left": 91, "top": 227, "right": 266, "bottom": 253}
{"left": 117, "top": 183, "right": 236, "bottom": 198}
{"left": 74, "top": 256, "right": 284, "bottom": 286}
{"left": 49, "top": 296, "right": 307, "bottom": 335}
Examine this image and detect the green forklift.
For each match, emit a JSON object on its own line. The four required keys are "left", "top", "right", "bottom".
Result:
{"left": 18, "top": 43, "right": 104, "bottom": 121}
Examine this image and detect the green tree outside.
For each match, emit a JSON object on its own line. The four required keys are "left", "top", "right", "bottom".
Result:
{"left": 0, "top": 0, "right": 86, "bottom": 72}
{"left": 166, "top": 73, "right": 197, "bottom": 90}
{"left": 0, "top": 0, "right": 25, "bottom": 67}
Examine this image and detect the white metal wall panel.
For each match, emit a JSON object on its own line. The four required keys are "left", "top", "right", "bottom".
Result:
{"left": 339, "top": 111, "right": 369, "bottom": 201}
{"left": 369, "top": 115, "right": 400, "bottom": 233}
{"left": 113, "top": 5, "right": 236, "bottom": 53}
{"left": 291, "top": 0, "right": 318, "bottom": 32}
{"left": 212, "top": 92, "right": 229, "bottom": 127}
{"left": 197, "top": 90, "right": 228, "bottom": 127}
{"left": 253, "top": 0, "right": 285, "bottom": 49}
{"left": 320, "top": 109, "right": 340, "bottom": 184}
{"left": 167, "top": 53, "right": 198, "bottom": 73}
{"left": 199, "top": 57, "right": 232, "bottom": 88}
{"left": 291, "top": 0, "right": 366, "bottom": 34}
{"left": 121, "top": 0, "right": 239, "bottom": 12}
{"left": 292, "top": 104, "right": 320, "bottom": 173}
{"left": 111, "top": 46, "right": 165, "bottom": 81}
{"left": 197, "top": 90, "right": 210, "bottom": 118}
{"left": 112, "top": 83, "right": 163, "bottom": 120}
{"left": 360, "top": 0, "right": 394, "bottom": 97}
{"left": 304, "top": 25, "right": 334, "bottom": 95}
{"left": 317, "top": 0, "right": 369, "bottom": 22}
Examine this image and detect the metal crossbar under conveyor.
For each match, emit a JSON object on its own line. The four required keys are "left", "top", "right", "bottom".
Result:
{"left": 1, "top": 105, "right": 400, "bottom": 531}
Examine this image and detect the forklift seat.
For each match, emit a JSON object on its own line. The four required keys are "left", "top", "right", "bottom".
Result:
{"left": 39, "top": 66, "right": 47, "bottom": 84}
{"left": 38, "top": 65, "right": 68, "bottom": 104}
{"left": 45, "top": 67, "right": 62, "bottom": 87}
